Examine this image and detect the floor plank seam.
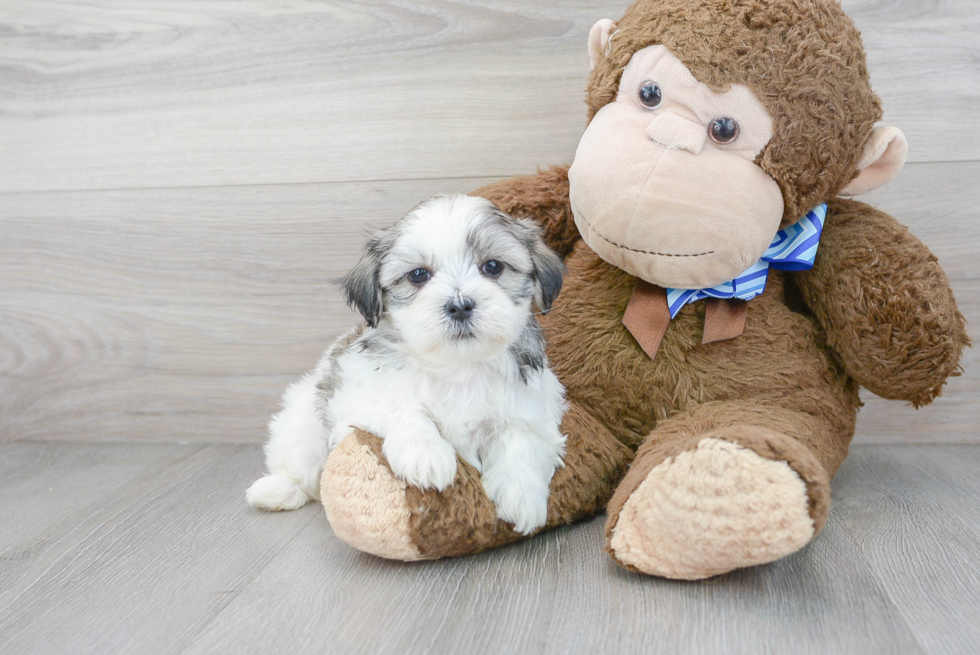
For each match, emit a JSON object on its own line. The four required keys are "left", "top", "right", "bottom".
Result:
{"left": 403, "top": 557, "right": 475, "bottom": 655}
{"left": 171, "top": 508, "right": 322, "bottom": 655}
{"left": 830, "top": 508, "right": 932, "bottom": 655}
{"left": 0, "top": 445, "right": 216, "bottom": 633}
{"left": 9, "top": 439, "right": 979, "bottom": 448}
{"left": 0, "top": 443, "right": 210, "bottom": 570}
{"left": 1, "top": 439, "right": 260, "bottom": 447}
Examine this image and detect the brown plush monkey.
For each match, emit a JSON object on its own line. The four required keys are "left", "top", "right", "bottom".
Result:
{"left": 320, "top": 0, "right": 969, "bottom": 579}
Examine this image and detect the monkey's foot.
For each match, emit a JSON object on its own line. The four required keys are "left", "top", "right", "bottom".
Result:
{"left": 605, "top": 428, "right": 828, "bottom": 580}
{"left": 321, "top": 432, "right": 422, "bottom": 560}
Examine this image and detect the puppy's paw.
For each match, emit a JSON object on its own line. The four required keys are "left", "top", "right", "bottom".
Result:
{"left": 482, "top": 469, "right": 550, "bottom": 535}
{"left": 382, "top": 434, "right": 457, "bottom": 491}
{"left": 246, "top": 474, "right": 311, "bottom": 511}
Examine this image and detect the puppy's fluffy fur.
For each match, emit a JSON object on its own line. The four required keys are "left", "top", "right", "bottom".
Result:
{"left": 247, "top": 195, "right": 568, "bottom": 534}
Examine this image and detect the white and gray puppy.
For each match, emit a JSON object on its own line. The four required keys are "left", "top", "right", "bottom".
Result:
{"left": 247, "top": 195, "right": 568, "bottom": 534}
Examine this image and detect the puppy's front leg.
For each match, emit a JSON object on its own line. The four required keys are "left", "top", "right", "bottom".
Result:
{"left": 481, "top": 429, "right": 565, "bottom": 535}
{"left": 380, "top": 412, "right": 457, "bottom": 491}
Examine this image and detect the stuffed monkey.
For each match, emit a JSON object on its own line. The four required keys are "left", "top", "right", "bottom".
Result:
{"left": 320, "top": 0, "right": 969, "bottom": 579}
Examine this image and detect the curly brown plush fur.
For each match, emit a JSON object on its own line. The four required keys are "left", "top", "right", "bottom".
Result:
{"left": 797, "top": 199, "right": 968, "bottom": 407}
{"left": 319, "top": 0, "right": 968, "bottom": 579}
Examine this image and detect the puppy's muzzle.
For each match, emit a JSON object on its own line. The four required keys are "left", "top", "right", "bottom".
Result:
{"left": 445, "top": 297, "right": 475, "bottom": 323}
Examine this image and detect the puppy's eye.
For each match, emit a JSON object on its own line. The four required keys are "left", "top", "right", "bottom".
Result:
{"left": 407, "top": 268, "right": 431, "bottom": 285}
{"left": 638, "top": 81, "right": 662, "bottom": 109}
{"left": 709, "top": 117, "right": 739, "bottom": 144}
{"left": 480, "top": 260, "right": 503, "bottom": 277}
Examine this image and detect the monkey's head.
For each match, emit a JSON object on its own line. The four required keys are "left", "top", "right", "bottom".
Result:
{"left": 569, "top": 0, "right": 907, "bottom": 289}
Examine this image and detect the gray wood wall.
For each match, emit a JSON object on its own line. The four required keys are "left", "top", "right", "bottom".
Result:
{"left": 2, "top": 0, "right": 977, "bottom": 444}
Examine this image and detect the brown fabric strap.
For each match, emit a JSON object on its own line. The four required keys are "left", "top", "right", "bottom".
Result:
{"left": 622, "top": 280, "right": 671, "bottom": 360}
{"left": 624, "top": 282, "right": 748, "bottom": 359}
{"left": 702, "top": 298, "right": 748, "bottom": 344}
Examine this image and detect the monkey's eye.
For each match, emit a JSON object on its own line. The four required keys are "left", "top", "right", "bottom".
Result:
{"left": 407, "top": 268, "right": 431, "bottom": 285}
{"left": 638, "top": 81, "right": 662, "bottom": 109}
{"left": 480, "top": 260, "right": 503, "bottom": 278}
{"left": 709, "top": 117, "right": 740, "bottom": 144}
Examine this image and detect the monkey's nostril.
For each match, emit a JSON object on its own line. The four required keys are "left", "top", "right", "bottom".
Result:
{"left": 446, "top": 298, "right": 475, "bottom": 322}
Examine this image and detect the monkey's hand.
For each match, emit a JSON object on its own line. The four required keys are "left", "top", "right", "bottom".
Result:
{"left": 796, "top": 198, "right": 969, "bottom": 407}
{"left": 472, "top": 165, "right": 579, "bottom": 258}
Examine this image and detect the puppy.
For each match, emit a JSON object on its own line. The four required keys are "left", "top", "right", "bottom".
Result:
{"left": 247, "top": 195, "right": 568, "bottom": 534}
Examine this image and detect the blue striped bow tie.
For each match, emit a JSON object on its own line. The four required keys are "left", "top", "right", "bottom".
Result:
{"left": 665, "top": 204, "right": 827, "bottom": 318}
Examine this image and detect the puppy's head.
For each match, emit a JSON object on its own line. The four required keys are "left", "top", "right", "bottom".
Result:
{"left": 340, "top": 195, "right": 564, "bottom": 365}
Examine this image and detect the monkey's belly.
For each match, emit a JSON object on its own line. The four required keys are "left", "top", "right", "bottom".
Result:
{"left": 541, "top": 242, "right": 854, "bottom": 449}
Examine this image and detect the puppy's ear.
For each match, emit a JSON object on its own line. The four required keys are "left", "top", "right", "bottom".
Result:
{"left": 518, "top": 218, "right": 565, "bottom": 313}
{"left": 531, "top": 242, "right": 565, "bottom": 312}
{"left": 339, "top": 232, "right": 387, "bottom": 328}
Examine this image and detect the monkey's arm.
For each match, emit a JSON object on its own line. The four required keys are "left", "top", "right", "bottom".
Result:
{"left": 795, "top": 198, "right": 969, "bottom": 407}
{"left": 472, "top": 165, "right": 580, "bottom": 257}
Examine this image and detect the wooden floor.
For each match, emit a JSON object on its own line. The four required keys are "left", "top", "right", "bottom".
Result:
{"left": 0, "top": 441, "right": 978, "bottom": 655}
{"left": 3, "top": 1, "right": 979, "bottom": 653}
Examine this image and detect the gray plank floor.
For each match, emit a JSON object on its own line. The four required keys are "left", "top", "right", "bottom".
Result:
{"left": 1, "top": 441, "right": 978, "bottom": 655}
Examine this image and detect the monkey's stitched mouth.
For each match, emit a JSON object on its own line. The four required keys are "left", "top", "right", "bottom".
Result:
{"left": 592, "top": 230, "right": 715, "bottom": 257}
{"left": 577, "top": 211, "right": 715, "bottom": 258}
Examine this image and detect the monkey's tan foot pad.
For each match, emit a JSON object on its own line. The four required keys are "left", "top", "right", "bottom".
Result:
{"left": 321, "top": 431, "right": 422, "bottom": 560}
{"left": 607, "top": 437, "right": 822, "bottom": 580}
{"left": 321, "top": 431, "right": 523, "bottom": 561}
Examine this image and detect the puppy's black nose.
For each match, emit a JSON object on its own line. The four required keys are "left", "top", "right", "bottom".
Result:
{"left": 446, "top": 298, "right": 475, "bottom": 322}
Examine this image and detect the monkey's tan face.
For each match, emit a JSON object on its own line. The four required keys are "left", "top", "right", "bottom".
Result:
{"left": 569, "top": 45, "right": 785, "bottom": 289}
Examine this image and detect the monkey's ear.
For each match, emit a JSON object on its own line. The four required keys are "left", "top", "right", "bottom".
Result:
{"left": 839, "top": 126, "right": 908, "bottom": 197}
{"left": 588, "top": 19, "right": 618, "bottom": 70}
{"left": 339, "top": 249, "right": 384, "bottom": 328}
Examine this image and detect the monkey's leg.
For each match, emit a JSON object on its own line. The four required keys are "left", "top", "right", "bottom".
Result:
{"left": 320, "top": 401, "right": 633, "bottom": 560}
{"left": 604, "top": 400, "right": 851, "bottom": 580}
